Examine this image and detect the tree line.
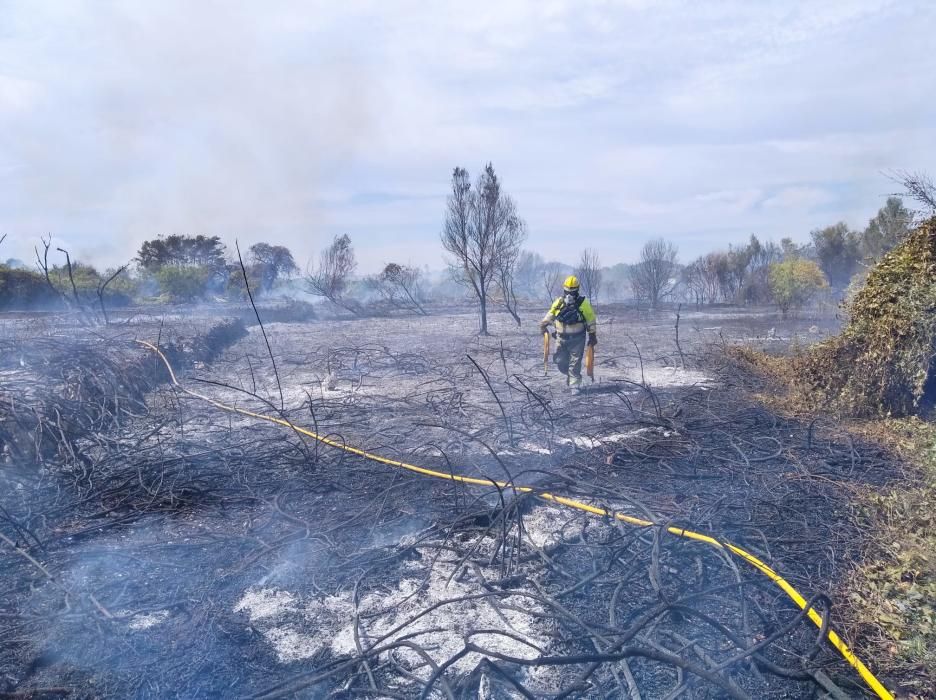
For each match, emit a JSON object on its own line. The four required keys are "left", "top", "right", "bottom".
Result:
{"left": 2, "top": 169, "right": 931, "bottom": 322}
{"left": 0, "top": 236, "right": 300, "bottom": 311}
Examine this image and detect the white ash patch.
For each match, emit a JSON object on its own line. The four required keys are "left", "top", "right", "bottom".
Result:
{"left": 517, "top": 441, "right": 551, "bottom": 455}
{"left": 557, "top": 435, "right": 603, "bottom": 450}
{"left": 234, "top": 588, "right": 297, "bottom": 622}
{"left": 235, "top": 588, "right": 356, "bottom": 662}
{"left": 558, "top": 426, "right": 676, "bottom": 450}
{"left": 127, "top": 610, "right": 170, "bottom": 630}
{"left": 520, "top": 506, "right": 587, "bottom": 549}
{"left": 235, "top": 532, "right": 564, "bottom": 682}
{"left": 262, "top": 627, "right": 324, "bottom": 663}
{"left": 683, "top": 310, "right": 764, "bottom": 320}
{"left": 330, "top": 561, "right": 547, "bottom": 678}
{"left": 622, "top": 366, "right": 714, "bottom": 388}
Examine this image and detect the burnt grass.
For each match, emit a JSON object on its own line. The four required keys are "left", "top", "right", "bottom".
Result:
{"left": 0, "top": 304, "right": 902, "bottom": 699}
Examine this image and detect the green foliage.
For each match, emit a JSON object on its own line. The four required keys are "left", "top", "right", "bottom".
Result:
{"left": 46, "top": 263, "right": 135, "bottom": 308}
{"left": 100, "top": 268, "right": 140, "bottom": 304}
{"left": 845, "top": 419, "right": 936, "bottom": 694}
{"left": 767, "top": 258, "right": 828, "bottom": 317}
{"left": 811, "top": 221, "right": 861, "bottom": 292}
{"left": 137, "top": 235, "right": 226, "bottom": 274}
{"left": 154, "top": 265, "right": 213, "bottom": 303}
{"left": 48, "top": 262, "right": 101, "bottom": 298}
{"left": 862, "top": 197, "right": 912, "bottom": 261}
{"left": 801, "top": 218, "right": 936, "bottom": 417}
{"left": 248, "top": 243, "right": 298, "bottom": 293}
{"left": 0, "top": 266, "right": 59, "bottom": 310}
{"left": 224, "top": 264, "right": 263, "bottom": 301}
{"left": 728, "top": 345, "right": 936, "bottom": 691}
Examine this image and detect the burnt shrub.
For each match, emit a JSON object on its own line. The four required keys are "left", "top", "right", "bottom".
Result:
{"left": 252, "top": 299, "right": 317, "bottom": 323}
{"left": 202, "top": 318, "right": 249, "bottom": 359}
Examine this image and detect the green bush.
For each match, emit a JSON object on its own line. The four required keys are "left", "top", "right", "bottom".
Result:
{"left": 800, "top": 217, "right": 936, "bottom": 416}
{"left": 224, "top": 265, "right": 263, "bottom": 301}
{"left": 48, "top": 263, "right": 101, "bottom": 294}
{"left": 154, "top": 266, "right": 213, "bottom": 303}
{"left": 0, "top": 266, "right": 60, "bottom": 310}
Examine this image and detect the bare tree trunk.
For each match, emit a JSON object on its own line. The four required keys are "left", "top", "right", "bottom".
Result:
{"left": 479, "top": 292, "right": 488, "bottom": 335}
{"left": 404, "top": 289, "right": 428, "bottom": 315}
{"left": 499, "top": 266, "right": 522, "bottom": 327}
{"left": 97, "top": 264, "right": 128, "bottom": 325}
{"left": 56, "top": 247, "right": 82, "bottom": 308}
{"left": 35, "top": 236, "right": 69, "bottom": 308}
{"left": 441, "top": 165, "right": 525, "bottom": 336}
{"left": 504, "top": 295, "right": 521, "bottom": 327}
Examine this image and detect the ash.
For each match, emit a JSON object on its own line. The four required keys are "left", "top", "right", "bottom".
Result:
{"left": 1, "top": 305, "right": 898, "bottom": 698}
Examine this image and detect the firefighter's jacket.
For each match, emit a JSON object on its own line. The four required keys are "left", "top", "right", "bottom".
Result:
{"left": 542, "top": 296, "right": 597, "bottom": 336}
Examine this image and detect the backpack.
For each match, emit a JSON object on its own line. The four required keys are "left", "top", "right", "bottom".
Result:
{"left": 555, "top": 296, "right": 585, "bottom": 325}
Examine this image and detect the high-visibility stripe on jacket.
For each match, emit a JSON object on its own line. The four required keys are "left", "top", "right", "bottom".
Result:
{"left": 542, "top": 296, "right": 597, "bottom": 335}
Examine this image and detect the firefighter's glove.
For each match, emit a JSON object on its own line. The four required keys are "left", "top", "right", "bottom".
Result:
{"left": 587, "top": 332, "right": 598, "bottom": 347}
{"left": 539, "top": 323, "right": 550, "bottom": 335}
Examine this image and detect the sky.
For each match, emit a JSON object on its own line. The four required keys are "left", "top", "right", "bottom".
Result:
{"left": 1, "top": 0, "right": 934, "bottom": 273}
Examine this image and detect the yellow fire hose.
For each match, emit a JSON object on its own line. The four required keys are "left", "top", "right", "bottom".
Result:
{"left": 138, "top": 340, "right": 893, "bottom": 700}
{"left": 585, "top": 344, "right": 595, "bottom": 382}
{"left": 543, "top": 331, "right": 550, "bottom": 375}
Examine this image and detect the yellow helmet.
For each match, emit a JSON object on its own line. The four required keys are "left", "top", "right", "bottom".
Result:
{"left": 563, "top": 275, "right": 580, "bottom": 292}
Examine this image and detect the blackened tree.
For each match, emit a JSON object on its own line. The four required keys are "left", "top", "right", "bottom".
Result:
{"left": 441, "top": 163, "right": 526, "bottom": 334}
{"left": 630, "top": 238, "right": 679, "bottom": 310}
{"left": 306, "top": 234, "right": 358, "bottom": 312}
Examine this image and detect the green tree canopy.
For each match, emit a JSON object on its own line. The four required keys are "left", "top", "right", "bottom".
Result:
{"left": 810, "top": 222, "right": 860, "bottom": 292}
{"left": 768, "top": 258, "right": 829, "bottom": 317}
{"left": 137, "top": 235, "right": 226, "bottom": 274}
{"left": 861, "top": 197, "right": 912, "bottom": 261}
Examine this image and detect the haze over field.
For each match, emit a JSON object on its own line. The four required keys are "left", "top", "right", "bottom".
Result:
{"left": 1, "top": 1, "right": 934, "bottom": 271}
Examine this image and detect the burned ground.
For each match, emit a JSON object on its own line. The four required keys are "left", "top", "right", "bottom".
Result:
{"left": 0, "top": 305, "right": 899, "bottom": 698}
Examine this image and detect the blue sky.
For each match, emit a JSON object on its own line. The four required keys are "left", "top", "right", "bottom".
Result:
{"left": 1, "top": 0, "right": 934, "bottom": 272}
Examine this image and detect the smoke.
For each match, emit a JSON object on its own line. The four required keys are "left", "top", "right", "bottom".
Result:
{"left": 0, "top": 1, "right": 378, "bottom": 269}
{"left": 3, "top": 1, "right": 935, "bottom": 273}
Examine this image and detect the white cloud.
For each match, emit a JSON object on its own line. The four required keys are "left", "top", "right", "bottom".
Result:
{"left": 0, "top": 0, "right": 934, "bottom": 271}
{"left": 0, "top": 74, "right": 40, "bottom": 113}
{"left": 762, "top": 186, "right": 834, "bottom": 210}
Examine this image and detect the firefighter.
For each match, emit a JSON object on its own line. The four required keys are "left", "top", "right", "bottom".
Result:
{"left": 539, "top": 275, "right": 597, "bottom": 389}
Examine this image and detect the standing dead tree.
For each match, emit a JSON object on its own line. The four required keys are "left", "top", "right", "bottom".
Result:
{"left": 575, "top": 248, "right": 602, "bottom": 303}
{"left": 306, "top": 234, "right": 359, "bottom": 314}
{"left": 495, "top": 239, "right": 524, "bottom": 327}
{"left": 374, "top": 263, "right": 428, "bottom": 315}
{"left": 630, "top": 238, "right": 679, "bottom": 310}
{"left": 542, "top": 261, "right": 565, "bottom": 303}
{"left": 35, "top": 235, "right": 70, "bottom": 308}
{"left": 512, "top": 250, "right": 543, "bottom": 300}
{"left": 441, "top": 164, "right": 525, "bottom": 334}
{"left": 891, "top": 170, "right": 936, "bottom": 215}
{"left": 681, "top": 259, "right": 707, "bottom": 306}
{"left": 96, "top": 264, "right": 128, "bottom": 324}
{"left": 34, "top": 236, "right": 95, "bottom": 323}
{"left": 56, "top": 247, "right": 82, "bottom": 308}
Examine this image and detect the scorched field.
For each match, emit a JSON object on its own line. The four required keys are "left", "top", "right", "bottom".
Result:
{"left": 0, "top": 305, "right": 899, "bottom": 699}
